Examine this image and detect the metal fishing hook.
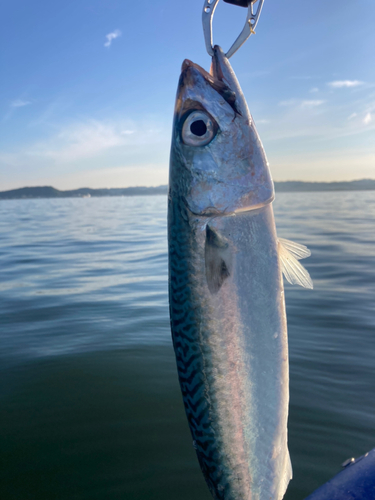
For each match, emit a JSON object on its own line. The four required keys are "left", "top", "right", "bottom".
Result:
{"left": 202, "top": 0, "right": 264, "bottom": 59}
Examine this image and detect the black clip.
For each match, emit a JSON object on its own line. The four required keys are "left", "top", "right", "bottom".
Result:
{"left": 223, "top": 0, "right": 256, "bottom": 8}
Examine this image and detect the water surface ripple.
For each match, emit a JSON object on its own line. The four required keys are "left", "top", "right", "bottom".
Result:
{"left": 0, "top": 192, "right": 374, "bottom": 500}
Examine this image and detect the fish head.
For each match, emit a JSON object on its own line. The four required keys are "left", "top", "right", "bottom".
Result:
{"left": 169, "top": 46, "right": 274, "bottom": 216}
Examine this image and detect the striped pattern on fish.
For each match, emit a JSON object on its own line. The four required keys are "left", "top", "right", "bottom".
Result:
{"left": 168, "top": 46, "right": 312, "bottom": 500}
{"left": 168, "top": 197, "right": 225, "bottom": 497}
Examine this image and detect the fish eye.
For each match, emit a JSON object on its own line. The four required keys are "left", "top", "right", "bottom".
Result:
{"left": 181, "top": 111, "right": 217, "bottom": 147}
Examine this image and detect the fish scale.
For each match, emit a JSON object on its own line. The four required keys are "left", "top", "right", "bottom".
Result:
{"left": 168, "top": 198, "right": 226, "bottom": 497}
{"left": 168, "top": 45, "right": 312, "bottom": 500}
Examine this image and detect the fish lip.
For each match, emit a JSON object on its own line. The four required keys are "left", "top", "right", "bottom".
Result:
{"left": 181, "top": 59, "right": 197, "bottom": 73}
{"left": 181, "top": 59, "right": 208, "bottom": 77}
{"left": 179, "top": 58, "right": 238, "bottom": 112}
{"left": 180, "top": 59, "right": 210, "bottom": 83}
{"left": 181, "top": 46, "right": 226, "bottom": 81}
{"left": 211, "top": 45, "right": 226, "bottom": 81}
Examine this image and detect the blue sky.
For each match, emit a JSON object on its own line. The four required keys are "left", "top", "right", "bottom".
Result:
{"left": 1, "top": 0, "right": 374, "bottom": 190}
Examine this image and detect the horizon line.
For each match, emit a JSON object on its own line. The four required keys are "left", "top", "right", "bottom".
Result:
{"left": 2, "top": 178, "right": 375, "bottom": 193}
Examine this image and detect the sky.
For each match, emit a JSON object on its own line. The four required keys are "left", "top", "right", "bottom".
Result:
{"left": 1, "top": 0, "right": 374, "bottom": 190}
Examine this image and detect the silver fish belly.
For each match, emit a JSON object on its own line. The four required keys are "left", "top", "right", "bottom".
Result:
{"left": 168, "top": 46, "right": 306, "bottom": 500}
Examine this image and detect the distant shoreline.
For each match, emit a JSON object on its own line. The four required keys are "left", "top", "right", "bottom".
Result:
{"left": 1, "top": 179, "right": 375, "bottom": 200}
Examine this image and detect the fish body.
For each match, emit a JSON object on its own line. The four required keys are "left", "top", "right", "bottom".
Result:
{"left": 168, "top": 46, "right": 310, "bottom": 500}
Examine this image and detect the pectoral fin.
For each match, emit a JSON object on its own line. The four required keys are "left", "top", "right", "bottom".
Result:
{"left": 205, "top": 225, "right": 232, "bottom": 294}
{"left": 278, "top": 238, "right": 313, "bottom": 289}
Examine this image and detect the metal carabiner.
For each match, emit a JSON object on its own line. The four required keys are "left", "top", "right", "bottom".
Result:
{"left": 202, "top": 0, "right": 264, "bottom": 59}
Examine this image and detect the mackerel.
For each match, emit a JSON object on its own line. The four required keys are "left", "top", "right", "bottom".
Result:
{"left": 168, "top": 46, "right": 312, "bottom": 500}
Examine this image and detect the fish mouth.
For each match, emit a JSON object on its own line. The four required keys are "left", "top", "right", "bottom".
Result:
{"left": 180, "top": 45, "right": 228, "bottom": 82}
{"left": 174, "top": 47, "right": 275, "bottom": 216}
{"left": 179, "top": 58, "right": 238, "bottom": 113}
{"left": 210, "top": 45, "right": 228, "bottom": 82}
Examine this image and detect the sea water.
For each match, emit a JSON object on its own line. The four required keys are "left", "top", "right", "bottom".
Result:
{"left": 0, "top": 192, "right": 374, "bottom": 500}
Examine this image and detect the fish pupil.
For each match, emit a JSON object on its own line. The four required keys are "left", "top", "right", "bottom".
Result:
{"left": 190, "top": 120, "right": 207, "bottom": 137}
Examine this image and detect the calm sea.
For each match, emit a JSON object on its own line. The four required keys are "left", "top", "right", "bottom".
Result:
{"left": 0, "top": 192, "right": 374, "bottom": 500}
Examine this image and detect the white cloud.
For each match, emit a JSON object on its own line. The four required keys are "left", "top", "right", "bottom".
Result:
{"left": 11, "top": 99, "right": 31, "bottom": 108}
{"left": 301, "top": 100, "right": 325, "bottom": 108}
{"left": 310, "top": 87, "right": 319, "bottom": 93}
{"left": 278, "top": 99, "right": 325, "bottom": 109}
{"left": 0, "top": 116, "right": 171, "bottom": 190}
{"left": 328, "top": 80, "right": 364, "bottom": 88}
{"left": 364, "top": 113, "right": 372, "bottom": 125}
{"left": 39, "top": 121, "right": 125, "bottom": 161}
{"left": 28, "top": 119, "right": 164, "bottom": 163}
{"left": 289, "top": 76, "right": 313, "bottom": 80}
{"left": 258, "top": 93, "right": 375, "bottom": 144}
{"left": 1, "top": 117, "right": 168, "bottom": 167}
{"left": 104, "top": 29, "right": 121, "bottom": 48}
{"left": 278, "top": 99, "right": 298, "bottom": 107}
